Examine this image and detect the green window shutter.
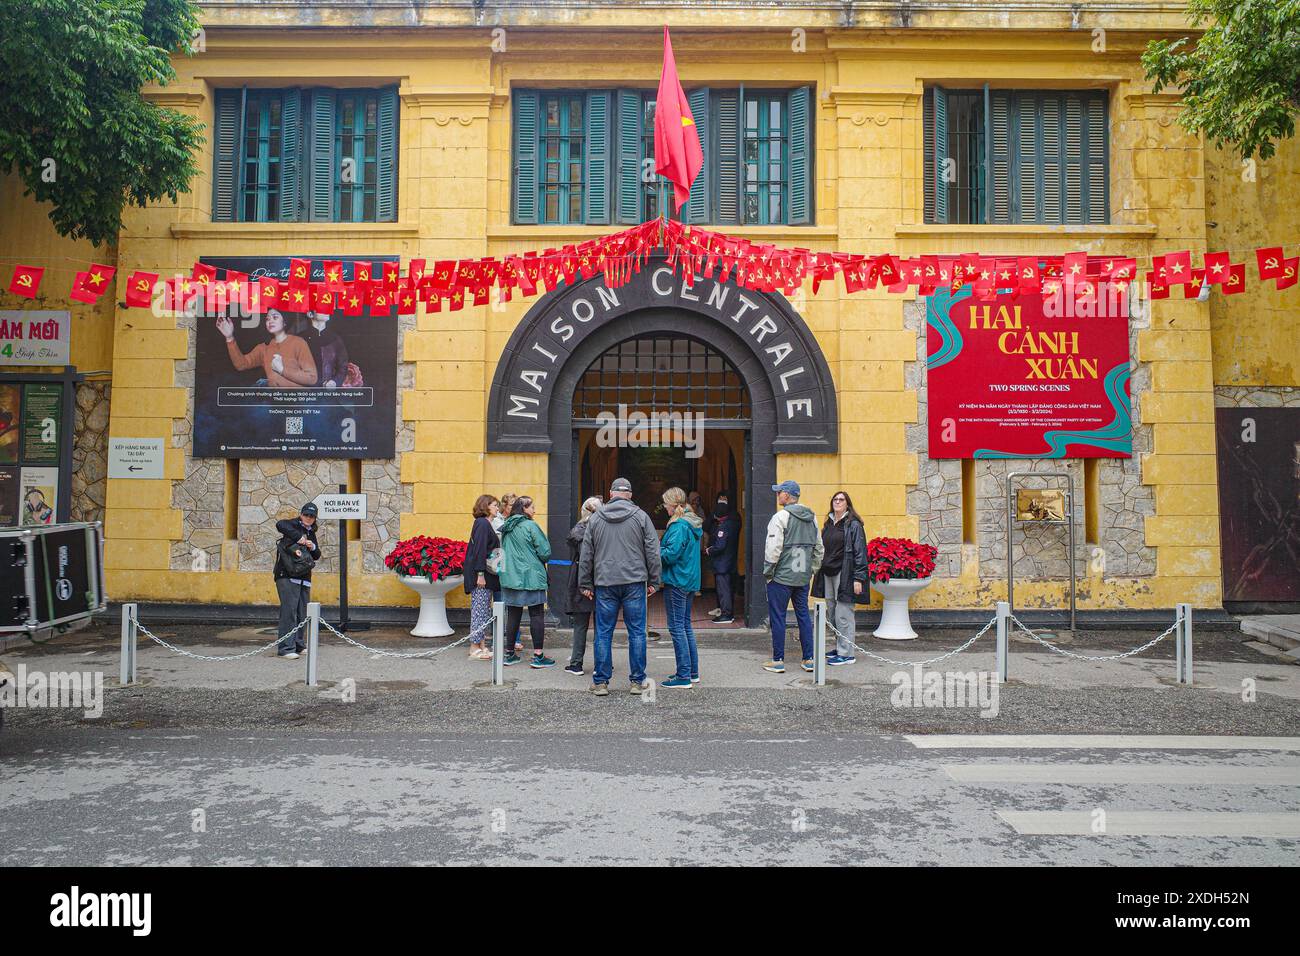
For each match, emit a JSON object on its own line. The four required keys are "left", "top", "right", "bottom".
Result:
{"left": 714, "top": 88, "right": 741, "bottom": 225}
{"left": 786, "top": 86, "right": 813, "bottom": 225}
{"left": 684, "top": 87, "right": 711, "bottom": 224}
{"left": 931, "top": 86, "right": 948, "bottom": 224}
{"left": 308, "top": 89, "right": 336, "bottom": 222}
{"left": 1040, "top": 93, "right": 1063, "bottom": 224}
{"left": 1064, "top": 94, "right": 1085, "bottom": 224}
{"left": 211, "top": 89, "right": 242, "bottom": 222}
{"left": 1015, "top": 93, "right": 1040, "bottom": 223}
{"left": 615, "top": 89, "right": 643, "bottom": 223}
{"left": 375, "top": 86, "right": 398, "bottom": 222}
{"left": 584, "top": 90, "right": 612, "bottom": 225}
{"left": 988, "top": 90, "right": 1013, "bottom": 224}
{"left": 513, "top": 90, "right": 540, "bottom": 224}
{"left": 1084, "top": 92, "right": 1109, "bottom": 224}
{"left": 279, "top": 88, "right": 302, "bottom": 222}
{"left": 923, "top": 88, "right": 935, "bottom": 223}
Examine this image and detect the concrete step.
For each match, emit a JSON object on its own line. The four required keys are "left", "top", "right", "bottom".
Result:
{"left": 1240, "top": 615, "right": 1300, "bottom": 653}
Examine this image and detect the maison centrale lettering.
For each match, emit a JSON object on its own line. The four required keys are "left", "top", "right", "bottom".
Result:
{"left": 510, "top": 268, "right": 813, "bottom": 420}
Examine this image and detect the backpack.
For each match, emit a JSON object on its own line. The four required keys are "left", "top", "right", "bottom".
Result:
{"left": 277, "top": 538, "right": 316, "bottom": 578}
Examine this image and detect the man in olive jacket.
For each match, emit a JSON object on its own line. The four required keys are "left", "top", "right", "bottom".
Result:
{"left": 578, "top": 477, "right": 662, "bottom": 696}
{"left": 762, "top": 480, "right": 823, "bottom": 674}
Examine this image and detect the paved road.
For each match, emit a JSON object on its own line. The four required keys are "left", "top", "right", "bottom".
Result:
{"left": 2, "top": 728, "right": 1296, "bottom": 865}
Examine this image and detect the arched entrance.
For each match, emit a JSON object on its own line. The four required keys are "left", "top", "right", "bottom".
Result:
{"left": 486, "top": 257, "right": 838, "bottom": 625}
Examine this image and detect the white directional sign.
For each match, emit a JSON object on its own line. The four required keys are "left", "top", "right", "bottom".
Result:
{"left": 313, "top": 493, "right": 368, "bottom": 520}
{"left": 107, "top": 437, "right": 165, "bottom": 480}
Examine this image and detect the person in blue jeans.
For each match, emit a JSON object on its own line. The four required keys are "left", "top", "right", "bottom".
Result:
{"left": 762, "top": 480, "right": 824, "bottom": 674}
{"left": 658, "top": 487, "right": 703, "bottom": 688}
{"left": 577, "top": 477, "right": 662, "bottom": 697}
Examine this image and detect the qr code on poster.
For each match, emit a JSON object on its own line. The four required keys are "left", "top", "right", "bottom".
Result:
{"left": 285, "top": 417, "right": 303, "bottom": 435}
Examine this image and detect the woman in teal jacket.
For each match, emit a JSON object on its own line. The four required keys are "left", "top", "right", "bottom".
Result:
{"left": 659, "top": 487, "right": 703, "bottom": 688}
{"left": 497, "top": 495, "right": 554, "bottom": 668}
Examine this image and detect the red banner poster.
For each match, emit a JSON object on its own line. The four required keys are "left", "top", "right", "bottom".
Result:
{"left": 926, "top": 287, "right": 1132, "bottom": 459}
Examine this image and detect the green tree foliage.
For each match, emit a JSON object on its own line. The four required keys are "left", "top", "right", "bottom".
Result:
{"left": 1143, "top": 0, "right": 1300, "bottom": 161}
{"left": 0, "top": 0, "right": 205, "bottom": 245}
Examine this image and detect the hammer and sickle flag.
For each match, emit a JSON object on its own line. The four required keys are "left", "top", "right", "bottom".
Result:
{"left": 125, "top": 271, "right": 159, "bottom": 308}
{"left": 8, "top": 264, "right": 44, "bottom": 298}
{"left": 654, "top": 26, "right": 704, "bottom": 214}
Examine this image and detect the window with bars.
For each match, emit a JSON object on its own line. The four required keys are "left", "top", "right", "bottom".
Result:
{"left": 924, "top": 86, "right": 1108, "bottom": 225}
{"left": 571, "top": 336, "right": 751, "bottom": 421}
{"left": 514, "top": 86, "right": 813, "bottom": 226}
{"left": 212, "top": 86, "right": 398, "bottom": 223}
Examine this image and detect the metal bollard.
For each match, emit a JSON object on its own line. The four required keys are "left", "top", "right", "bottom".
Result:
{"left": 1176, "top": 602, "right": 1193, "bottom": 684}
{"left": 492, "top": 600, "right": 505, "bottom": 686}
{"left": 995, "top": 601, "right": 1010, "bottom": 683}
{"left": 813, "top": 600, "right": 826, "bottom": 686}
{"left": 119, "top": 603, "right": 138, "bottom": 685}
{"left": 306, "top": 602, "right": 321, "bottom": 687}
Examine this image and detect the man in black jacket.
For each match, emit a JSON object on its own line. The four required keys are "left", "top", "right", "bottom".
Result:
{"left": 274, "top": 502, "right": 321, "bottom": 659}
{"left": 704, "top": 492, "right": 741, "bottom": 624}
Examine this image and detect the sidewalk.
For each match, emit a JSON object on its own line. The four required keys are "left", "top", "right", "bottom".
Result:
{"left": 6, "top": 616, "right": 1298, "bottom": 700}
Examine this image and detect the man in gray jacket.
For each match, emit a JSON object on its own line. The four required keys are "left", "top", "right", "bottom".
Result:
{"left": 762, "top": 480, "right": 823, "bottom": 674}
{"left": 578, "top": 477, "right": 662, "bottom": 696}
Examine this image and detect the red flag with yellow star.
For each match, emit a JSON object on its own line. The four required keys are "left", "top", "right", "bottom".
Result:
{"left": 654, "top": 26, "right": 704, "bottom": 214}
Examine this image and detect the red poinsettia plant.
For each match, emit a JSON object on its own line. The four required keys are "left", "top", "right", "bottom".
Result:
{"left": 384, "top": 535, "right": 468, "bottom": 581}
{"left": 866, "top": 537, "right": 938, "bottom": 583}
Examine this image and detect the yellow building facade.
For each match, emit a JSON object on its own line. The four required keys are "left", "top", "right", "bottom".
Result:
{"left": 2, "top": 2, "right": 1297, "bottom": 621}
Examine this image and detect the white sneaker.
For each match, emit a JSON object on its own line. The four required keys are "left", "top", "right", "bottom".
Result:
{"left": 282, "top": 651, "right": 300, "bottom": 660}
{"left": 707, "top": 608, "right": 722, "bottom": 618}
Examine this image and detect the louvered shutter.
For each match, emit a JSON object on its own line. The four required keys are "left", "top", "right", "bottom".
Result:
{"left": 308, "top": 89, "right": 336, "bottom": 222}
{"left": 684, "top": 87, "right": 711, "bottom": 224}
{"left": 279, "top": 88, "right": 302, "bottom": 222}
{"left": 786, "top": 85, "right": 813, "bottom": 225}
{"left": 584, "top": 90, "right": 612, "bottom": 224}
{"left": 375, "top": 86, "right": 398, "bottom": 222}
{"left": 931, "top": 86, "right": 948, "bottom": 224}
{"left": 988, "top": 90, "right": 1013, "bottom": 224}
{"left": 513, "top": 90, "right": 540, "bottom": 224}
{"left": 615, "top": 89, "right": 643, "bottom": 224}
{"left": 1083, "top": 92, "right": 1109, "bottom": 223}
{"left": 211, "top": 89, "right": 242, "bottom": 222}
{"left": 714, "top": 88, "right": 741, "bottom": 225}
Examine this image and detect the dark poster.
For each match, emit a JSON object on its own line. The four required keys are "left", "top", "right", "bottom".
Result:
{"left": 21, "top": 383, "right": 61, "bottom": 464}
{"left": 0, "top": 465, "right": 17, "bottom": 526}
{"left": 193, "top": 256, "right": 399, "bottom": 459}
{"left": 0, "top": 384, "right": 18, "bottom": 464}
{"left": 1215, "top": 407, "right": 1300, "bottom": 603}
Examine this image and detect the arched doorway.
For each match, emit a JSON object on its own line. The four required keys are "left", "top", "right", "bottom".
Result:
{"left": 486, "top": 257, "right": 838, "bottom": 625}
{"left": 573, "top": 334, "right": 751, "bottom": 624}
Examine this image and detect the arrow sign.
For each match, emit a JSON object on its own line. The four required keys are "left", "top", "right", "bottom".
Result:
{"left": 108, "top": 438, "right": 164, "bottom": 480}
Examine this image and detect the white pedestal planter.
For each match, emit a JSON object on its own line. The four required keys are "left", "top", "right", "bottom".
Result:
{"left": 871, "top": 577, "right": 933, "bottom": 641}
{"left": 398, "top": 574, "right": 464, "bottom": 638}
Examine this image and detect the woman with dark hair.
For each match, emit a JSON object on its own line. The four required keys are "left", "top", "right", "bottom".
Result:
{"left": 463, "top": 494, "right": 501, "bottom": 660}
{"left": 811, "top": 490, "right": 868, "bottom": 666}
{"left": 216, "top": 309, "right": 317, "bottom": 388}
{"left": 497, "top": 495, "right": 554, "bottom": 668}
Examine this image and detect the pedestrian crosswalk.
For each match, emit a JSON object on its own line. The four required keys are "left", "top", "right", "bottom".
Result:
{"left": 906, "top": 735, "right": 1300, "bottom": 841}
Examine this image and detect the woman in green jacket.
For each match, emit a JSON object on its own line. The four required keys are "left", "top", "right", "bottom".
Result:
{"left": 497, "top": 495, "right": 555, "bottom": 668}
{"left": 659, "top": 487, "right": 703, "bottom": 688}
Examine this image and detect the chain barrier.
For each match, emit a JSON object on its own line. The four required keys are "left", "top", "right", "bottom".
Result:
{"left": 1009, "top": 613, "right": 1180, "bottom": 662}
{"left": 825, "top": 615, "right": 998, "bottom": 668}
{"left": 319, "top": 616, "right": 494, "bottom": 659}
{"left": 131, "top": 612, "right": 300, "bottom": 662}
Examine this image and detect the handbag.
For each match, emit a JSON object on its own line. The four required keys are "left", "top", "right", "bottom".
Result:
{"left": 485, "top": 547, "right": 504, "bottom": 574}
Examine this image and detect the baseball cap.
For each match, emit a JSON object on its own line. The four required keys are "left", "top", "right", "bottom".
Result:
{"left": 610, "top": 477, "right": 632, "bottom": 493}
{"left": 772, "top": 480, "right": 801, "bottom": 497}
{"left": 301, "top": 502, "right": 319, "bottom": 518}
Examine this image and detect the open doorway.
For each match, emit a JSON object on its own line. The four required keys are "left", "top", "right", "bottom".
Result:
{"left": 572, "top": 334, "right": 751, "bottom": 627}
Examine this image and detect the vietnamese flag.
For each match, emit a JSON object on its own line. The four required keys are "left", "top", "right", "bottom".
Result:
{"left": 69, "top": 272, "right": 99, "bottom": 304}
{"left": 124, "top": 271, "right": 158, "bottom": 308}
{"left": 8, "top": 264, "right": 44, "bottom": 298}
{"left": 654, "top": 26, "right": 704, "bottom": 213}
